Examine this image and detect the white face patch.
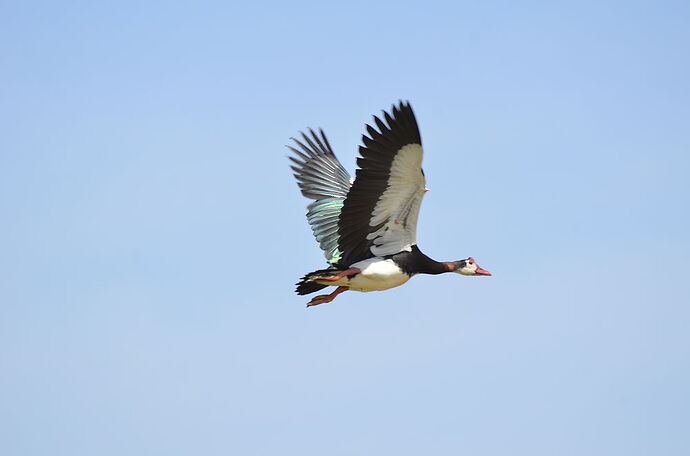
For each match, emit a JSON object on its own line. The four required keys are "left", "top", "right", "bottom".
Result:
{"left": 457, "top": 259, "right": 478, "bottom": 276}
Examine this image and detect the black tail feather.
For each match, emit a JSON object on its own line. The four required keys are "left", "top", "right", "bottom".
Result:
{"left": 295, "top": 268, "right": 340, "bottom": 295}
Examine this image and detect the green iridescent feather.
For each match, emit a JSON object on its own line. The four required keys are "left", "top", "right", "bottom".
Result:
{"left": 307, "top": 198, "right": 345, "bottom": 265}
{"left": 289, "top": 128, "right": 352, "bottom": 266}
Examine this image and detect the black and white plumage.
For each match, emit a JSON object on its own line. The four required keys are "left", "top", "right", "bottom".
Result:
{"left": 289, "top": 101, "right": 491, "bottom": 307}
{"left": 338, "top": 103, "right": 425, "bottom": 267}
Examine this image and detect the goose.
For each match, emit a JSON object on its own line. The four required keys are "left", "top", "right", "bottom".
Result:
{"left": 288, "top": 101, "right": 491, "bottom": 307}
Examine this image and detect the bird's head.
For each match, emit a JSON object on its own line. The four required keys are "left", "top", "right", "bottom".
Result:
{"left": 452, "top": 257, "right": 492, "bottom": 276}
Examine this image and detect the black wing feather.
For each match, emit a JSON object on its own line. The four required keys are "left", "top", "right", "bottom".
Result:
{"left": 336, "top": 101, "right": 422, "bottom": 267}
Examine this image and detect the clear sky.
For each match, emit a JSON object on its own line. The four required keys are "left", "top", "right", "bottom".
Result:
{"left": 1, "top": 1, "right": 689, "bottom": 455}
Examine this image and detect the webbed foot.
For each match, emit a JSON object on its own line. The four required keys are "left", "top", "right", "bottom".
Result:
{"left": 306, "top": 286, "right": 349, "bottom": 307}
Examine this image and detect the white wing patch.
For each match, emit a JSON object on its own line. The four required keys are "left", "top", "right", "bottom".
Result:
{"left": 366, "top": 144, "right": 426, "bottom": 256}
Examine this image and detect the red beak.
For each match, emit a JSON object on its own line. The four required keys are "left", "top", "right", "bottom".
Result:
{"left": 474, "top": 266, "right": 492, "bottom": 276}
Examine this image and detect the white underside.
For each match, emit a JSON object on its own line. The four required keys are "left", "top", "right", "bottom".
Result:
{"left": 315, "top": 257, "right": 411, "bottom": 292}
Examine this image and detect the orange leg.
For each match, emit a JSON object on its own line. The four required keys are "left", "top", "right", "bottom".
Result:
{"left": 314, "top": 267, "right": 361, "bottom": 282}
{"left": 307, "top": 286, "right": 349, "bottom": 307}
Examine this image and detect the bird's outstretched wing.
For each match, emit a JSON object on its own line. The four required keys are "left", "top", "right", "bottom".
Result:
{"left": 289, "top": 129, "right": 352, "bottom": 265}
{"left": 337, "top": 101, "right": 426, "bottom": 267}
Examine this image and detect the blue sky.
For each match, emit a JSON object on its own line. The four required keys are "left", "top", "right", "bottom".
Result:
{"left": 1, "top": 1, "right": 689, "bottom": 455}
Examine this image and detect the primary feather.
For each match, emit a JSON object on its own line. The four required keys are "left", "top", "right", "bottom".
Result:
{"left": 288, "top": 128, "right": 352, "bottom": 265}
{"left": 337, "top": 102, "right": 426, "bottom": 267}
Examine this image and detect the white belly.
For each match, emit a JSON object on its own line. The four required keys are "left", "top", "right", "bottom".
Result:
{"left": 316, "top": 257, "right": 411, "bottom": 292}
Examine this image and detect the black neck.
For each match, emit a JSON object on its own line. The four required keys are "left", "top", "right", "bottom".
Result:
{"left": 390, "top": 246, "right": 450, "bottom": 275}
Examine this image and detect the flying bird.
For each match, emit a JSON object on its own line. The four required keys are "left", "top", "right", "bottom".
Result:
{"left": 289, "top": 101, "right": 491, "bottom": 307}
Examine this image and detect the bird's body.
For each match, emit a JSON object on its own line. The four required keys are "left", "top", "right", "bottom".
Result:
{"left": 289, "top": 101, "right": 491, "bottom": 306}
{"left": 314, "top": 257, "right": 410, "bottom": 292}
